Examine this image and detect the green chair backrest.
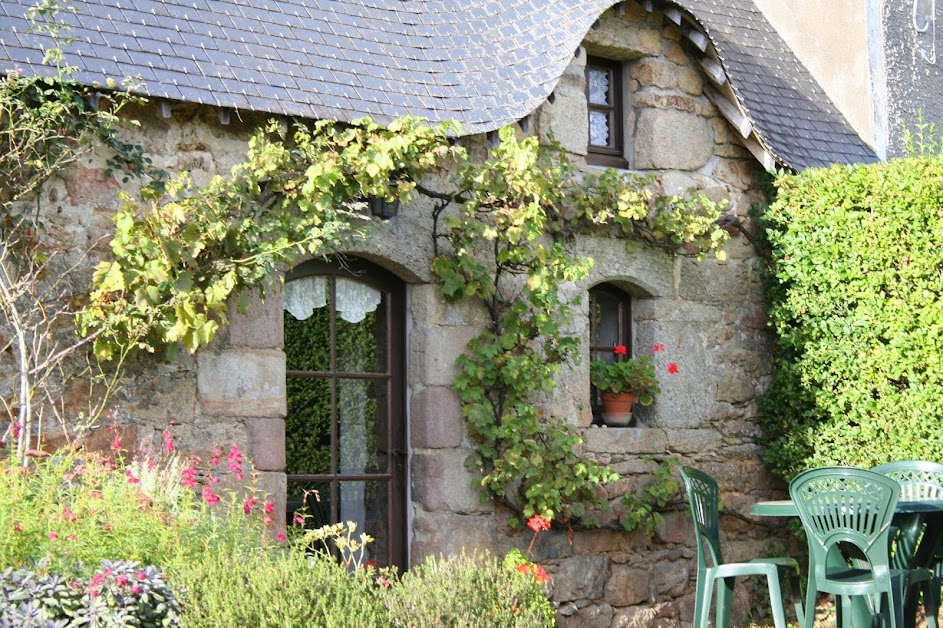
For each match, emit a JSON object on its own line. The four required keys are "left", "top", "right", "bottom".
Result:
{"left": 871, "top": 460, "right": 943, "bottom": 569}
{"left": 790, "top": 466, "right": 900, "bottom": 589}
{"left": 872, "top": 460, "right": 943, "bottom": 501}
{"left": 680, "top": 466, "right": 724, "bottom": 569}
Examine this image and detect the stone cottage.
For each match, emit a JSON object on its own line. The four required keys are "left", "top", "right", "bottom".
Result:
{"left": 1, "top": 0, "right": 879, "bottom": 625}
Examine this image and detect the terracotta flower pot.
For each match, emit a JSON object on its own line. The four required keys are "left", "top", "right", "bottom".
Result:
{"left": 601, "top": 391, "right": 636, "bottom": 427}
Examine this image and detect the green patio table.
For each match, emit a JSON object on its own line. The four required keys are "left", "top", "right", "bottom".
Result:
{"left": 751, "top": 498, "right": 943, "bottom": 628}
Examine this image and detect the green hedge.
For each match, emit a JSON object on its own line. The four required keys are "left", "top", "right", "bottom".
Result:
{"left": 759, "top": 157, "right": 943, "bottom": 479}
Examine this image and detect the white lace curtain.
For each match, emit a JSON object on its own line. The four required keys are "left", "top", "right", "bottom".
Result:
{"left": 283, "top": 276, "right": 381, "bottom": 323}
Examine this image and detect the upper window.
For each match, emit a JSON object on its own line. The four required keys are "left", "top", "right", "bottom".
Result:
{"left": 585, "top": 56, "right": 628, "bottom": 168}
{"left": 589, "top": 283, "right": 633, "bottom": 422}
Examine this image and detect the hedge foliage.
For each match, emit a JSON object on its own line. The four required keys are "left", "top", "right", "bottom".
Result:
{"left": 759, "top": 156, "right": 943, "bottom": 479}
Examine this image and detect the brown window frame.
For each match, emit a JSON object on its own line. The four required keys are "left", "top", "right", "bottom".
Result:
{"left": 283, "top": 257, "right": 407, "bottom": 571}
{"left": 585, "top": 56, "right": 628, "bottom": 169}
{"left": 589, "top": 283, "right": 633, "bottom": 423}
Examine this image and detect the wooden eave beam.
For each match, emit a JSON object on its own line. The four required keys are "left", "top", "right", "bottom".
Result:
{"left": 685, "top": 29, "right": 708, "bottom": 52}
{"left": 703, "top": 84, "right": 752, "bottom": 138}
{"left": 741, "top": 135, "right": 778, "bottom": 171}
{"left": 699, "top": 57, "right": 727, "bottom": 86}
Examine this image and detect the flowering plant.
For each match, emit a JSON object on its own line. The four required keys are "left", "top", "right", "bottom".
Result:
{"left": 589, "top": 345, "right": 660, "bottom": 404}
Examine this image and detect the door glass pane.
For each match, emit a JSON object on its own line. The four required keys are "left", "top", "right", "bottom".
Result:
{"left": 287, "top": 480, "right": 331, "bottom": 529}
{"left": 336, "top": 278, "right": 385, "bottom": 373}
{"left": 285, "top": 377, "right": 332, "bottom": 474}
{"left": 340, "top": 480, "right": 389, "bottom": 566}
{"left": 284, "top": 284, "right": 331, "bottom": 371}
{"left": 338, "top": 379, "right": 386, "bottom": 474}
{"left": 589, "top": 111, "right": 611, "bottom": 147}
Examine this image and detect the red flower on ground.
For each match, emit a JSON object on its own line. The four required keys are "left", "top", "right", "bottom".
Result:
{"left": 181, "top": 466, "right": 198, "bottom": 488}
{"left": 227, "top": 443, "right": 243, "bottom": 480}
{"left": 243, "top": 496, "right": 257, "bottom": 515}
{"left": 201, "top": 486, "right": 220, "bottom": 506}
{"left": 613, "top": 345, "right": 628, "bottom": 355}
{"left": 527, "top": 514, "right": 551, "bottom": 533}
{"left": 667, "top": 362, "right": 679, "bottom": 374}
{"left": 653, "top": 343, "right": 666, "bottom": 353}
{"left": 162, "top": 429, "right": 175, "bottom": 453}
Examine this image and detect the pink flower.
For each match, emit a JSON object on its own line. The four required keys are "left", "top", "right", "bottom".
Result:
{"left": 228, "top": 443, "right": 244, "bottom": 480}
{"left": 667, "top": 362, "right": 679, "bottom": 374}
{"left": 243, "top": 496, "right": 257, "bottom": 515}
{"left": 132, "top": 586, "right": 142, "bottom": 594}
{"left": 117, "top": 575, "right": 128, "bottom": 585}
{"left": 263, "top": 516, "right": 273, "bottom": 526}
{"left": 11, "top": 421, "right": 21, "bottom": 439}
{"left": 263, "top": 501, "right": 275, "bottom": 514}
{"left": 527, "top": 514, "right": 551, "bottom": 533}
{"left": 211, "top": 447, "right": 221, "bottom": 466}
{"left": 125, "top": 468, "right": 140, "bottom": 484}
{"left": 202, "top": 486, "right": 220, "bottom": 506}
{"left": 181, "top": 466, "right": 198, "bottom": 488}
{"left": 62, "top": 506, "right": 77, "bottom": 522}
{"left": 162, "top": 429, "right": 175, "bottom": 453}
{"left": 12, "top": 523, "right": 21, "bottom": 533}
{"left": 111, "top": 431, "right": 121, "bottom": 453}
{"left": 378, "top": 576, "right": 392, "bottom": 588}
{"left": 613, "top": 345, "right": 627, "bottom": 355}
{"left": 48, "top": 532, "right": 57, "bottom": 540}
{"left": 293, "top": 512, "right": 304, "bottom": 525}
{"left": 276, "top": 531, "right": 286, "bottom": 543}
{"left": 67, "top": 534, "right": 76, "bottom": 541}
{"left": 653, "top": 343, "right": 666, "bottom": 353}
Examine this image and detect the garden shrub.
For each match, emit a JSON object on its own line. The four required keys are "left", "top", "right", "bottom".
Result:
{"left": 173, "top": 547, "right": 385, "bottom": 628}
{"left": 0, "top": 559, "right": 180, "bottom": 627}
{"left": 759, "top": 156, "right": 943, "bottom": 479}
{"left": 382, "top": 550, "right": 555, "bottom": 628}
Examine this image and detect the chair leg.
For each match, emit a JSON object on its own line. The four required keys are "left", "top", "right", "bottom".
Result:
{"left": 714, "top": 576, "right": 735, "bottom": 628}
{"left": 765, "top": 573, "right": 789, "bottom": 628}
{"left": 925, "top": 580, "right": 940, "bottom": 628}
{"left": 786, "top": 569, "right": 805, "bottom": 626}
{"left": 693, "top": 576, "right": 713, "bottom": 628}
{"left": 802, "top": 585, "right": 819, "bottom": 628}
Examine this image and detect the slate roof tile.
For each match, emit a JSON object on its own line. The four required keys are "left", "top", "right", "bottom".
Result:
{"left": 0, "top": 0, "right": 874, "bottom": 168}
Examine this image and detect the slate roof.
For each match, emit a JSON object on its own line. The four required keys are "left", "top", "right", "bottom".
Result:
{"left": 674, "top": 0, "right": 878, "bottom": 168}
{"left": 0, "top": 0, "right": 876, "bottom": 170}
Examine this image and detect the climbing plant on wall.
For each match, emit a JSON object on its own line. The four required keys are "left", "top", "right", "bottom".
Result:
{"left": 79, "top": 119, "right": 727, "bottom": 529}
{"left": 426, "top": 127, "right": 727, "bottom": 526}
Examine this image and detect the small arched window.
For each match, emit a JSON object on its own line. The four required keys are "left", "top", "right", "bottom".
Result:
{"left": 589, "top": 283, "right": 633, "bottom": 423}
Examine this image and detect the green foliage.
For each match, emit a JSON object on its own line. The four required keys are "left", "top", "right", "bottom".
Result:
{"left": 589, "top": 355, "right": 660, "bottom": 402}
{"left": 619, "top": 457, "right": 681, "bottom": 534}
{"left": 431, "top": 127, "right": 727, "bottom": 527}
{"left": 759, "top": 156, "right": 943, "bottom": 479}
{"left": 0, "top": 560, "right": 181, "bottom": 627}
{"left": 383, "top": 550, "right": 555, "bottom": 628}
{"left": 174, "top": 545, "right": 385, "bottom": 628}
{"left": 78, "top": 117, "right": 456, "bottom": 360}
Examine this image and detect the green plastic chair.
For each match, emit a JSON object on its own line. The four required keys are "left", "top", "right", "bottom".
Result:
{"left": 872, "top": 460, "right": 943, "bottom": 628}
{"left": 680, "top": 466, "right": 803, "bottom": 628}
{"left": 790, "top": 466, "right": 933, "bottom": 628}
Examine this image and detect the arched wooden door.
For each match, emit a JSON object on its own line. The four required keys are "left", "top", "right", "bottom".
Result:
{"left": 282, "top": 257, "right": 407, "bottom": 569}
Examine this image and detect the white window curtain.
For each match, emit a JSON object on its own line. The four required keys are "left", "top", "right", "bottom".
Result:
{"left": 283, "top": 276, "right": 381, "bottom": 323}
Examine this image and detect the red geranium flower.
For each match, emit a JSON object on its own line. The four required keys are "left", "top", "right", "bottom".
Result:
{"left": 613, "top": 345, "right": 628, "bottom": 355}
{"left": 667, "top": 362, "right": 679, "bottom": 374}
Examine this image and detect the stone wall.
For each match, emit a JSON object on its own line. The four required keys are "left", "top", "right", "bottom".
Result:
{"left": 22, "top": 6, "right": 801, "bottom": 627}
